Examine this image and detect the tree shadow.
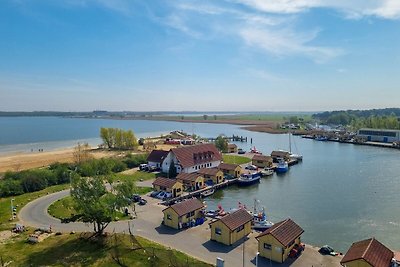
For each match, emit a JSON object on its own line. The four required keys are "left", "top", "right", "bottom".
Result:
{"left": 25, "top": 235, "right": 109, "bottom": 266}
{"left": 202, "top": 236, "right": 249, "bottom": 253}
{"left": 154, "top": 224, "right": 180, "bottom": 235}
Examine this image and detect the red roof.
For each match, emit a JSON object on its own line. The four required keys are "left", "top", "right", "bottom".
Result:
{"left": 218, "top": 163, "right": 240, "bottom": 171}
{"left": 252, "top": 154, "right": 272, "bottom": 162}
{"left": 171, "top": 144, "right": 222, "bottom": 168}
{"left": 341, "top": 238, "right": 394, "bottom": 267}
{"left": 152, "top": 177, "right": 179, "bottom": 189}
{"left": 176, "top": 173, "right": 202, "bottom": 183}
{"left": 211, "top": 208, "right": 253, "bottom": 231}
{"left": 147, "top": 150, "right": 169, "bottom": 163}
{"left": 270, "top": 151, "right": 290, "bottom": 158}
{"left": 164, "top": 198, "right": 204, "bottom": 217}
{"left": 197, "top": 167, "right": 221, "bottom": 176}
{"left": 256, "top": 218, "right": 304, "bottom": 247}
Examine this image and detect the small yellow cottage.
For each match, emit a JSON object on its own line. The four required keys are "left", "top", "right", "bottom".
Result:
{"left": 152, "top": 177, "right": 183, "bottom": 198}
{"left": 252, "top": 154, "right": 273, "bottom": 168}
{"left": 176, "top": 173, "right": 204, "bottom": 191}
{"left": 218, "top": 163, "right": 242, "bottom": 178}
{"left": 227, "top": 144, "right": 238, "bottom": 153}
{"left": 209, "top": 208, "right": 253, "bottom": 246}
{"left": 162, "top": 198, "right": 205, "bottom": 229}
{"left": 340, "top": 238, "right": 394, "bottom": 267}
{"left": 256, "top": 218, "right": 304, "bottom": 263}
{"left": 197, "top": 167, "right": 224, "bottom": 185}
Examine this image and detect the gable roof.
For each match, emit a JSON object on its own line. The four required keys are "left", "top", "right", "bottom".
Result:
{"left": 171, "top": 144, "right": 222, "bottom": 168}
{"left": 164, "top": 198, "right": 204, "bottom": 217}
{"left": 228, "top": 144, "right": 237, "bottom": 148}
{"left": 256, "top": 218, "right": 304, "bottom": 247}
{"left": 340, "top": 238, "right": 394, "bottom": 267}
{"left": 197, "top": 167, "right": 221, "bottom": 176}
{"left": 218, "top": 163, "right": 240, "bottom": 171}
{"left": 211, "top": 209, "right": 253, "bottom": 231}
{"left": 176, "top": 173, "right": 202, "bottom": 183}
{"left": 271, "top": 151, "right": 290, "bottom": 158}
{"left": 152, "top": 177, "right": 179, "bottom": 189}
{"left": 147, "top": 150, "right": 169, "bottom": 163}
{"left": 252, "top": 154, "right": 272, "bottom": 162}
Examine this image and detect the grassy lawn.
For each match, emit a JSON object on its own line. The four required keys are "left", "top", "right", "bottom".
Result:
{"left": 0, "top": 231, "right": 212, "bottom": 267}
{"left": 222, "top": 154, "right": 251, "bottom": 165}
{"left": 0, "top": 184, "right": 70, "bottom": 230}
{"left": 112, "top": 172, "right": 157, "bottom": 183}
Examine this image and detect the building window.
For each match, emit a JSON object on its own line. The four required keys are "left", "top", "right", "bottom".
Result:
{"left": 176, "top": 188, "right": 181, "bottom": 192}
{"left": 167, "top": 214, "right": 172, "bottom": 220}
{"left": 236, "top": 225, "right": 244, "bottom": 232}
{"left": 186, "top": 211, "right": 195, "bottom": 218}
{"left": 215, "top": 227, "right": 222, "bottom": 235}
{"left": 264, "top": 243, "right": 272, "bottom": 250}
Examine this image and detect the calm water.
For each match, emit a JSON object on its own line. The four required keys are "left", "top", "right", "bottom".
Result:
{"left": 0, "top": 117, "right": 399, "bottom": 252}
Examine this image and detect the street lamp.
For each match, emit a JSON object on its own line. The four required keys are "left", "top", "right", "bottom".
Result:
{"left": 10, "top": 198, "right": 15, "bottom": 220}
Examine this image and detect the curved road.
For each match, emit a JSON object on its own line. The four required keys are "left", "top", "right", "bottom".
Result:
{"left": 18, "top": 190, "right": 342, "bottom": 267}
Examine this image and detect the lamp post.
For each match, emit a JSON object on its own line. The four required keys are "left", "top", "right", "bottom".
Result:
{"left": 10, "top": 198, "right": 15, "bottom": 220}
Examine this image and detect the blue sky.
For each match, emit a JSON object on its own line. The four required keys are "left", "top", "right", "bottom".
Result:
{"left": 0, "top": 0, "right": 399, "bottom": 112}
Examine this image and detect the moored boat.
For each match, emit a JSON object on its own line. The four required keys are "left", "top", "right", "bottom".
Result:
{"left": 275, "top": 159, "right": 289, "bottom": 173}
{"left": 237, "top": 171, "right": 261, "bottom": 185}
{"left": 261, "top": 167, "right": 274, "bottom": 176}
{"left": 251, "top": 199, "right": 274, "bottom": 230}
{"left": 201, "top": 188, "right": 215, "bottom": 197}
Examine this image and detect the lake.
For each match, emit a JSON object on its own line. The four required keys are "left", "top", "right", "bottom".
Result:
{"left": 0, "top": 116, "right": 399, "bottom": 252}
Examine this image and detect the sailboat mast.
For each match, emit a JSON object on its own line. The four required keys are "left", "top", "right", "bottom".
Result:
{"left": 289, "top": 131, "right": 292, "bottom": 153}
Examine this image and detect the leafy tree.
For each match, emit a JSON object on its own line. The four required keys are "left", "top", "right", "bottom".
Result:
{"left": 203, "top": 114, "right": 208, "bottom": 120}
{"left": 70, "top": 176, "right": 135, "bottom": 236}
{"left": 214, "top": 135, "right": 228, "bottom": 153}
{"left": 168, "top": 161, "right": 177, "bottom": 178}
{"left": 100, "top": 128, "right": 138, "bottom": 150}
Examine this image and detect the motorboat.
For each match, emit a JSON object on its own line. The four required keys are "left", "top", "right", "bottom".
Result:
{"left": 201, "top": 188, "right": 215, "bottom": 197}
{"left": 251, "top": 199, "right": 274, "bottom": 230}
{"left": 238, "top": 171, "right": 261, "bottom": 185}
{"left": 260, "top": 167, "right": 274, "bottom": 176}
{"left": 275, "top": 159, "right": 288, "bottom": 173}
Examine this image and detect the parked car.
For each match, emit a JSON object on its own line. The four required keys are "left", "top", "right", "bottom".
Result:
{"left": 131, "top": 194, "right": 141, "bottom": 202}
{"left": 150, "top": 191, "right": 160, "bottom": 198}
{"left": 245, "top": 164, "right": 257, "bottom": 170}
{"left": 147, "top": 165, "right": 158, "bottom": 172}
{"left": 318, "top": 245, "right": 338, "bottom": 256}
{"left": 238, "top": 148, "right": 246, "bottom": 154}
{"left": 156, "top": 191, "right": 167, "bottom": 199}
{"left": 289, "top": 243, "right": 305, "bottom": 258}
{"left": 138, "top": 198, "right": 147, "bottom": 206}
{"left": 139, "top": 164, "right": 149, "bottom": 171}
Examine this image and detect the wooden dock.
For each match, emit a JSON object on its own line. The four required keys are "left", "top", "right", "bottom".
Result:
{"left": 207, "top": 135, "right": 248, "bottom": 142}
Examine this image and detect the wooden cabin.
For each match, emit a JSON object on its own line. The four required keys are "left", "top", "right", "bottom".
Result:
{"left": 256, "top": 218, "right": 304, "bottom": 263}
{"left": 218, "top": 163, "right": 242, "bottom": 178}
{"left": 152, "top": 177, "right": 183, "bottom": 198}
{"left": 227, "top": 144, "right": 238, "bottom": 153}
{"left": 270, "top": 151, "right": 290, "bottom": 162}
{"left": 209, "top": 209, "right": 253, "bottom": 246}
{"left": 340, "top": 238, "right": 394, "bottom": 267}
{"left": 162, "top": 198, "right": 205, "bottom": 229}
{"left": 197, "top": 167, "right": 224, "bottom": 185}
{"left": 252, "top": 154, "right": 273, "bottom": 168}
{"left": 176, "top": 173, "right": 204, "bottom": 192}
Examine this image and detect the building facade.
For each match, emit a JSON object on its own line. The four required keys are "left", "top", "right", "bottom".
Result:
{"left": 162, "top": 198, "right": 205, "bottom": 229}
{"left": 252, "top": 154, "right": 273, "bottom": 168}
{"left": 357, "top": 128, "right": 400, "bottom": 143}
{"left": 218, "top": 163, "right": 242, "bottom": 178}
{"left": 197, "top": 167, "right": 224, "bottom": 185}
{"left": 152, "top": 177, "right": 183, "bottom": 198}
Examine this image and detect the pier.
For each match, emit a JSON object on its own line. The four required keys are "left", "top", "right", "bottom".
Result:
{"left": 207, "top": 135, "right": 248, "bottom": 142}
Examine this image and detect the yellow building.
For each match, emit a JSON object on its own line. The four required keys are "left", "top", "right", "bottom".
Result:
{"left": 197, "top": 167, "right": 224, "bottom": 185}
{"left": 152, "top": 177, "right": 183, "bottom": 198}
{"left": 227, "top": 144, "right": 238, "bottom": 153}
{"left": 256, "top": 218, "right": 304, "bottom": 263}
{"left": 209, "top": 209, "right": 253, "bottom": 246}
{"left": 218, "top": 163, "right": 242, "bottom": 178}
{"left": 252, "top": 154, "right": 273, "bottom": 168}
{"left": 270, "top": 151, "right": 290, "bottom": 162}
{"left": 340, "top": 238, "right": 394, "bottom": 267}
{"left": 162, "top": 198, "right": 205, "bottom": 229}
{"left": 176, "top": 173, "right": 204, "bottom": 191}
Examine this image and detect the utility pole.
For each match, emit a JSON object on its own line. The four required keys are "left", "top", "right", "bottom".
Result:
{"left": 242, "top": 240, "right": 245, "bottom": 267}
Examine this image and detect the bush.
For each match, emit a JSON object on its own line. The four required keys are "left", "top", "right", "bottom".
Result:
{"left": 123, "top": 153, "right": 148, "bottom": 168}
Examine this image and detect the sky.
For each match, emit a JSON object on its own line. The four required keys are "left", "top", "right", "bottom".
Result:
{"left": 0, "top": 0, "right": 399, "bottom": 112}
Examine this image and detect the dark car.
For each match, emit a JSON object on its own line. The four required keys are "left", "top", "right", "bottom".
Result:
{"left": 318, "top": 245, "right": 338, "bottom": 256}
{"left": 238, "top": 148, "right": 246, "bottom": 154}
{"left": 150, "top": 191, "right": 160, "bottom": 197}
{"left": 131, "top": 194, "right": 141, "bottom": 202}
{"left": 138, "top": 198, "right": 147, "bottom": 206}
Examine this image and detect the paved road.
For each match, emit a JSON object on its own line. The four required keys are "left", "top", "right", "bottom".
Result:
{"left": 19, "top": 190, "right": 343, "bottom": 267}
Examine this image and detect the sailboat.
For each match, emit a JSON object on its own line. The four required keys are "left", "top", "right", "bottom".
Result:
{"left": 288, "top": 132, "right": 303, "bottom": 161}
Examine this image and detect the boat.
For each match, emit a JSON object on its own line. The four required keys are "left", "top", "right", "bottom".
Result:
{"left": 201, "top": 188, "right": 214, "bottom": 197}
{"left": 260, "top": 167, "right": 274, "bottom": 176}
{"left": 249, "top": 146, "right": 262, "bottom": 154}
{"left": 315, "top": 136, "right": 328, "bottom": 141}
{"left": 251, "top": 199, "right": 274, "bottom": 230}
{"left": 237, "top": 171, "right": 261, "bottom": 185}
{"left": 289, "top": 132, "right": 303, "bottom": 161}
{"left": 275, "top": 158, "right": 288, "bottom": 173}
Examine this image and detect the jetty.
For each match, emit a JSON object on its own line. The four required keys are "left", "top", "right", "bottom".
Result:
{"left": 207, "top": 135, "right": 248, "bottom": 142}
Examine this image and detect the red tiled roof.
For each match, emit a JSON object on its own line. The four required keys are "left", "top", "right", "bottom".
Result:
{"left": 211, "top": 209, "right": 253, "bottom": 231}
{"left": 256, "top": 218, "right": 304, "bottom": 247}
{"left": 164, "top": 198, "right": 204, "bottom": 217}
{"left": 252, "top": 154, "right": 272, "bottom": 162}
{"left": 270, "top": 151, "right": 290, "bottom": 158}
{"left": 152, "top": 177, "right": 179, "bottom": 189}
{"left": 147, "top": 150, "right": 169, "bottom": 163}
{"left": 340, "top": 238, "right": 394, "bottom": 267}
{"left": 218, "top": 163, "right": 240, "bottom": 171}
{"left": 171, "top": 144, "right": 222, "bottom": 168}
{"left": 176, "top": 173, "right": 202, "bottom": 183}
{"left": 197, "top": 167, "right": 220, "bottom": 176}
{"left": 228, "top": 144, "right": 237, "bottom": 148}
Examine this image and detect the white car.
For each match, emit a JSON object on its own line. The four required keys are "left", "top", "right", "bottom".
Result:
{"left": 156, "top": 191, "right": 166, "bottom": 199}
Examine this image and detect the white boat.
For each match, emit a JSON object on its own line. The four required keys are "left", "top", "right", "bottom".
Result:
{"left": 289, "top": 132, "right": 303, "bottom": 161}
{"left": 260, "top": 167, "right": 274, "bottom": 176}
{"left": 276, "top": 158, "right": 289, "bottom": 173}
{"left": 201, "top": 188, "right": 215, "bottom": 197}
{"left": 251, "top": 200, "right": 274, "bottom": 230}
{"left": 237, "top": 172, "right": 261, "bottom": 185}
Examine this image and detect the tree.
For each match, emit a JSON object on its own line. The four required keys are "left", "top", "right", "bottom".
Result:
{"left": 100, "top": 128, "right": 138, "bottom": 150}
{"left": 214, "top": 135, "right": 228, "bottom": 153}
{"left": 168, "top": 161, "right": 177, "bottom": 178}
{"left": 203, "top": 114, "right": 208, "bottom": 120}
{"left": 73, "top": 142, "right": 92, "bottom": 164}
{"left": 70, "top": 176, "right": 135, "bottom": 236}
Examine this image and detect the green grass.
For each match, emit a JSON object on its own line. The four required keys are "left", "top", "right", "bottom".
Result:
{"left": 112, "top": 172, "right": 157, "bottom": 183}
{"left": 222, "top": 154, "right": 251, "bottom": 165}
{"left": 0, "top": 231, "right": 212, "bottom": 267}
{"left": 0, "top": 184, "right": 70, "bottom": 230}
